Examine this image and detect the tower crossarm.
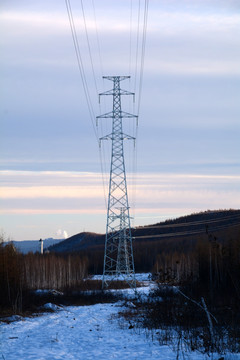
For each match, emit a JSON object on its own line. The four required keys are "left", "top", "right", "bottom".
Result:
{"left": 97, "top": 111, "right": 138, "bottom": 119}
{"left": 99, "top": 133, "right": 135, "bottom": 142}
{"left": 99, "top": 89, "right": 135, "bottom": 98}
{"left": 103, "top": 75, "right": 130, "bottom": 81}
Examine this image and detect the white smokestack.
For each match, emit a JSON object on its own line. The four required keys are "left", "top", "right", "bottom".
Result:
{"left": 39, "top": 238, "right": 43, "bottom": 254}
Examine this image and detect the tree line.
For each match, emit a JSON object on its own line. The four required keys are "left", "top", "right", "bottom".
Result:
{"left": 1, "top": 226, "right": 239, "bottom": 314}
{"left": 0, "top": 238, "right": 88, "bottom": 314}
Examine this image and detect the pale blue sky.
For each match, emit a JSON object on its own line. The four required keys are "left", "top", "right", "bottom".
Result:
{"left": 1, "top": 0, "right": 240, "bottom": 240}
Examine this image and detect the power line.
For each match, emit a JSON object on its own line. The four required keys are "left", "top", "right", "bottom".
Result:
{"left": 65, "top": 0, "right": 149, "bottom": 214}
{"left": 80, "top": 0, "right": 99, "bottom": 96}
{"left": 137, "top": 0, "right": 149, "bottom": 116}
{"left": 130, "top": 0, "right": 150, "bottom": 226}
{"left": 133, "top": 0, "right": 141, "bottom": 96}
{"left": 89, "top": 0, "right": 110, "bottom": 208}
{"left": 135, "top": 0, "right": 148, "bottom": 229}
{"left": 65, "top": 0, "right": 98, "bottom": 141}
{"left": 134, "top": 214, "right": 240, "bottom": 230}
{"left": 99, "top": 145, "right": 108, "bottom": 210}
{"left": 124, "top": 0, "right": 147, "bottom": 228}
{"left": 134, "top": 222, "right": 240, "bottom": 240}
{"left": 92, "top": 0, "right": 104, "bottom": 77}
{"left": 129, "top": 0, "right": 133, "bottom": 77}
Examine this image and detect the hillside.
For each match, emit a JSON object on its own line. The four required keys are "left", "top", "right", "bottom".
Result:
{"left": 47, "top": 232, "right": 105, "bottom": 253}
{"left": 48, "top": 209, "right": 240, "bottom": 254}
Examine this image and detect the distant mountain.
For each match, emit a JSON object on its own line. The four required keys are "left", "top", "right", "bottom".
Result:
{"left": 48, "top": 232, "right": 105, "bottom": 253}
{"left": 48, "top": 209, "right": 240, "bottom": 254}
{"left": 8, "top": 238, "right": 64, "bottom": 254}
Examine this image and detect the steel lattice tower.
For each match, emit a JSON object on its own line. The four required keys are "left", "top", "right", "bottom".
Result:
{"left": 97, "top": 76, "right": 137, "bottom": 290}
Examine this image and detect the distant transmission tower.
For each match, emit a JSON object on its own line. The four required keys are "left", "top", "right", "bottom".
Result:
{"left": 97, "top": 76, "right": 137, "bottom": 290}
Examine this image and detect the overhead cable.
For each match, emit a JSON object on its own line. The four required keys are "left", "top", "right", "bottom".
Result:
{"left": 80, "top": 0, "right": 99, "bottom": 96}
{"left": 65, "top": 0, "right": 98, "bottom": 141}
{"left": 133, "top": 0, "right": 141, "bottom": 96}
{"left": 137, "top": 0, "right": 149, "bottom": 116}
{"left": 129, "top": 0, "right": 133, "bottom": 78}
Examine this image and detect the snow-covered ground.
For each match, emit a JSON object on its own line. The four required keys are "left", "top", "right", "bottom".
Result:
{"left": 91, "top": 272, "right": 152, "bottom": 282}
{"left": 1, "top": 285, "right": 239, "bottom": 360}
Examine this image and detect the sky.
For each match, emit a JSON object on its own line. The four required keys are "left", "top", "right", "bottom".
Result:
{"left": 1, "top": 0, "right": 240, "bottom": 241}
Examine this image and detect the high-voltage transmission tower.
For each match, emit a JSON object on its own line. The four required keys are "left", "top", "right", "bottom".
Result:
{"left": 97, "top": 76, "right": 137, "bottom": 290}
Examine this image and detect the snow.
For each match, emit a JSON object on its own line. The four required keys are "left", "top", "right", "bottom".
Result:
{"left": 1, "top": 286, "right": 239, "bottom": 360}
{"left": 91, "top": 272, "right": 152, "bottom": 282}
{"left": 41, "top": 303, "right": 63, "bottom": 311}
{"left": 1, "top": 301, "right": 166, "bottom": 360}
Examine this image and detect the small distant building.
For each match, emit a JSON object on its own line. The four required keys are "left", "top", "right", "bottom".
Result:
{"left": 39, "top": 238, "right": 43, "bottom": 254}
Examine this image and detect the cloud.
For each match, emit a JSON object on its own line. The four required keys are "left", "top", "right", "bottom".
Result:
{"left": 0, "top": 186, "right": 103, "bottom": 199}
{"left": 56, "top": 229, "right": 68, "bottom": 239}
{"left": 0, "top": 11, "right": 69, "bottom": 33}
{"left": 1, "top": 171, "right": 239, "bottom": 217}
{"left": 0, "top": 209, "right": 105, "bottom": 215}
{"left": 1, "top": 4, "right": 240, "bottom": 77}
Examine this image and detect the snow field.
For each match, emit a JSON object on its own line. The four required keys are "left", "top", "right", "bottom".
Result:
{"left": 1, "top": 301, "right": 174, "bottom": 360}
{"left": 1, "top": 283, "right": 239, "bottom": 360}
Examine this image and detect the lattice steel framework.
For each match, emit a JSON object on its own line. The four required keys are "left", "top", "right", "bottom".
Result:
{"left": 97, "top": 76, "right": 137, "bottom": 290}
